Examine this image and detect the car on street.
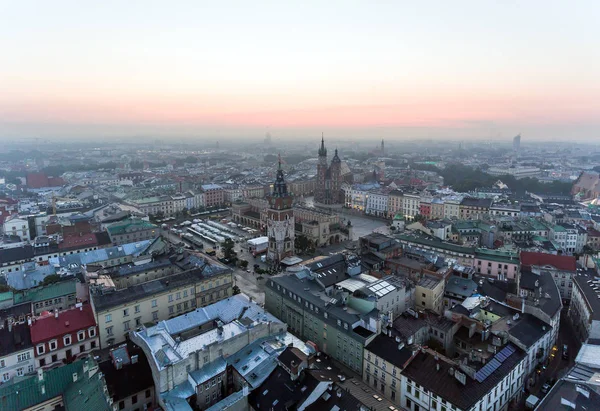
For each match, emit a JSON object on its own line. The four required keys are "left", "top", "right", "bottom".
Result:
{"left": 540, "top": 383, "right": 551, "bottom": 395}
{"left": 562, "top": 344, "right": 569, "bottom": 360}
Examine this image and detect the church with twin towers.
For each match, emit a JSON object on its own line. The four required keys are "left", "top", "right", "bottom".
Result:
{"left": 314, "top": 134, "right": 355, "bottom": 206}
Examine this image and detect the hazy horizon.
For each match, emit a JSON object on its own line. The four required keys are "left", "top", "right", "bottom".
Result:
{"left": 1, "top": 1, "right": 599, "bottom": 141}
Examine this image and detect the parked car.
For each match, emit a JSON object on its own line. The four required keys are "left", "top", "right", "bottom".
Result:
{"left": 540, "top": 383, "right": 551, "bottom": 395}
{"left": 562, "top": 344, "right": 569, "bottom": 360}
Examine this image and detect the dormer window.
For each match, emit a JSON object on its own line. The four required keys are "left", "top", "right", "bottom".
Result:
{"left": 37, "top": 344, "right": 45, "bottom": 355}
{"left": 63, "top": 335, "right": 72, "bottom": 346}
{"left": 77, "top": 331, "right": 86, "bottom": 341}
{"left": 88, "top": 327, "right": 96, "bottom": 338}
{"left": 49, "top": 340, "right": 58, "bottom": 351}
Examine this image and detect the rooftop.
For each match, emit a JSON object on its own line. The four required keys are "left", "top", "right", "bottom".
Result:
{"left": 573, "top": 273, "right": 600, "bottom": 321}
{"left": 99, "top": 344, "right": 155, "bottom": 402}
{"left": 106, "top": 218, "right": 158, "bottom": 236}
{"left": 0, "top": 323, "right": 32, "bottom": 357}
{"left": 402, "top": 345, "right": 525, "bottom": 410}
{"left": 92, "top": 263, "right": 230, "bottom": 312}
{"left": 132, "top": 294, "right": 283, "bottom": 371}
{"left": 30, "top": 304, "right": 96, "bottom": 343}
{"left": 0, "top": 358, "right": 110, "bottom": 411}
{"left": 520, "top": 251, "right": 577, "bottom": 271}
{"left": 365, "top": 334, "right": 414, "bottom": 368}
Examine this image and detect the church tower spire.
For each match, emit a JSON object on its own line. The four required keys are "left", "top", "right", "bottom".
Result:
{"left": 318, "top": 133, "right": 327, "bottom": 157}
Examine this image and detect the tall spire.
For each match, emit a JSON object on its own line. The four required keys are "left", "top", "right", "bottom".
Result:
{"left": 272, "top": 153, "right": 288, "bottom": 197}
{"left": 318, "top": 133, "right": 327, "bottom": 157}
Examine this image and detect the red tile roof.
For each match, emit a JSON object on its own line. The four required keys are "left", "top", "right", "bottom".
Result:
{"left": 520, "top": 251, "right": 576, "bottom": 271}
{"left": 30, "top": 304, "right": 96, "bottom": 343}
{"left": 26, "top": 172, "right": 49, "bottom": 189}
{"left": 58, "top": 233, "right": 98, "bottom": 250}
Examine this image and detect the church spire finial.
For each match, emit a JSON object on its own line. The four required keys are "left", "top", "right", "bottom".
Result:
{"left": 278, "top": 153, "right": 282, "bottom": 170}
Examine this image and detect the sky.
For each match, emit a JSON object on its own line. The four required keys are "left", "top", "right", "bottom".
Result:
{"left": 1, "top": 0, "right": 599, "bottom": 142}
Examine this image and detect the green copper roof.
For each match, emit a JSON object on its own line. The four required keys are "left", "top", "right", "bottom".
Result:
{"left": 0, "top": 359, "right": 109, "bottom": 411}
{"left": 393, "top": 213, "right": 405, "bottom": 220}
{"left": 13, "top": 280, "right": 76, "bottom": 305}
{"left": 107, "top": 218, "right": 158, "bottom": 236}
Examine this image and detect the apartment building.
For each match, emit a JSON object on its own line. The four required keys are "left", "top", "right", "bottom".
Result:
{"left": 443, "top": 198, "right": 462, "bottom": 220}
{"left": 400, "top": 346, "right": 526, "bottom": 411}
{"left": 0, "top": 324, "right": 35, "bottom": 383}
{"left": 30, "top": 304, "right": 99, "bottom": 369}
{"left": 131, "top": 294, "right": 287, "bottom": 410}
{"left": 201, "top": 184, "right": 224, "bottom": 207}
{"left": 91, "top": 263, "right": 233, "bottom": 348}
{"left": 365, "top": 190, "right": 389, "bottom": 217}
{"left": 459, "top": 197, "right": 493, "bottom": 220}
{"left": 106, "top": 218, "right": 159, "bottom": 245}
{"left": 2, "top": 215, "right": 31, "bottom": 241}
{"left": 265, "top": 271, "right": 378, "bottom": 374}
{"left": 569, "top": 273, "right": 600, "bottom": 342}
{"left": 415, "top": 275, "right": 444, "bottom": 314}
{"left": 387, "top": 190, "right": 403, "bottom": 218}
{"left": 402, "top": 194, "right": 420, "bottom": 220}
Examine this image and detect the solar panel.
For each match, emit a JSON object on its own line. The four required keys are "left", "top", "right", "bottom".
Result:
{"left": 475, "top": 344, "right": 516, "bottom": 382}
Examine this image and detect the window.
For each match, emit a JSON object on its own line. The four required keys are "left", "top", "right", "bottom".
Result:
{"left": 39, "top": 359, "right": 46, "bottom": 367}
{"left": 168, "top": 294, "right": 174, "bottom": 302}
{"left": 89, "top": 327, "right": 96, "bottom": 337}
{"left": 124, "top": 321, "right": 130, "bottom": 331}
{"left": 123, "top": 308, "right": 129, "bottom": 317}
{"left": 145, "top": 389, "right": 151, "bottom": 398}
{"left": 152, "top": 311, "right": 158, "bottom": 321}
{"left": 105, "top": 314, "right": 112, "bottom": 323}
{"left": 176, "top": 292, "right": 181, "bottom": 300}
{"left": 2, "top": 373, "right": 9, "bottom": 382}
{"left": 37, "top": 344, "right": 45, "bottom": 355}
{"left": 134, "top": 304, "right": 140, "bottom": 313}
{"left": 64, "top": 335, "right": 72, "bottom": 346}
{"left": 169, "top": 306, "right": 174, "bottom": 314}
{"left": 49, "top": 340, "right": 58, "bottom": 351}
{"left": 151, "top": 299, "right": 157, "bottom": 308}
{"left": 106, "top": 326, "right": 114, "bottom": 336}
{"left": 28, "top": 364, "right": 34, "bottom": 373}
{"left": 77, "top": 331, "right": 85, "bottom": 341}
{"left": 132, "top": 394, "right": 138, "bottom": 404}
{"left": 135, "top": 317, "right": 142, "bottom": 327}
{"left": 17, "top": 352, "right": 31, "bottom": 362}
{"left": 119, "top": 400, "right": 125, "bottom": 410}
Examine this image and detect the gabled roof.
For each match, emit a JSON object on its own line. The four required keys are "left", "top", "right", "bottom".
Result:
{"left": 30, "top": 304, "right": 96, "bottom": 343}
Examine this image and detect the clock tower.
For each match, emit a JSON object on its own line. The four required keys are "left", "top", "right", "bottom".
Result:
{"left": 267, "top": 155, "right": 295, "bottom": 264}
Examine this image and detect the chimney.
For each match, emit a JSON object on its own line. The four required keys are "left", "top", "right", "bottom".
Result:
{"left": 55, "top": 311, "right": 59, "bottom": 319}
{"left": 8, "top": 322, "right": 12, "bottom": 332}
{"left": 65, "top": 321, "right": 70, "bottom": 327}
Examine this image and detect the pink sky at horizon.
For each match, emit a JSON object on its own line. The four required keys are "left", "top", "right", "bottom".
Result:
{"left": 1, "top": 1, "right": 599, "bottom": 141}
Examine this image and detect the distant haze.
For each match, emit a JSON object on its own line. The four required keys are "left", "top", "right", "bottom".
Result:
{"left": 1, "top": 1, "right": 599, "bottom": 141}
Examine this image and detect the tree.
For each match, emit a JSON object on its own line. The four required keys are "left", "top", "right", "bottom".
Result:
{"left": 222, "top": 238, "right": 237, "bottom": 261}
{"left": 413, "top": 214, "right": 426, "bottom": 223}
{"left": 582, "top": 245, "right": 595, "bottom": 255}
{"left": 295, "top": 234, "right": 311, "bottom": 254}
{"left": 240, "top": 259, "right": 249, "bottom": 269}
{"left": 232, "top": 285, "right": 241, "bottom": 295}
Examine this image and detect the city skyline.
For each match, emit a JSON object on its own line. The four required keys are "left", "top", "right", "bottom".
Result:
{"left": 1, "top": 1, "right": 599, "bottom": 141}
